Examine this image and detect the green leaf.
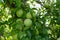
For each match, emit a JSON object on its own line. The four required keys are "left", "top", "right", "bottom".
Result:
{"left": 18, "top": 31, "right": 26, "bottom": 39}
{"left": 9, "top": 0, "right": 13, "bottom": 4}
{"left": 15, "top": 0, "right": 21, "bottom": 8}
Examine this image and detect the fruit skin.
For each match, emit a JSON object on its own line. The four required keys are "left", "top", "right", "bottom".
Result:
{"left": 12, "top": 34, "right": 18, "bottom": 40}
{"left": 24, "top": 19, "right": 32, "bottom": 27}
{"left": 16, "top": 9, "right": 23, "bottom": 17}
{"left": 16, "top": 19, "right": 23, "bottom": 23}
{"left": 16, "top": 19, "right": 23, "bottom": 30}
{"left": 26, "top": 12, "right": 32, "bottom": 19}
{"left": 57, "top": 37, "right": 60, "bottom": 40}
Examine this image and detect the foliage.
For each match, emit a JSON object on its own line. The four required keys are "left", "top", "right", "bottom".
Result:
{"left": 0, "top": 0, "right": 60, "bottom": 40}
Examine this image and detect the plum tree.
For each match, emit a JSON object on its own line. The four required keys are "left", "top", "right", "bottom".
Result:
{"left": 0, "top": 0, "right": 60, "bottom": 40}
